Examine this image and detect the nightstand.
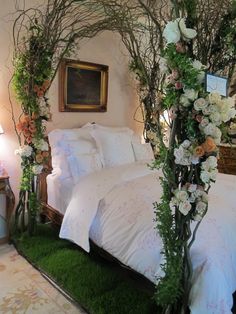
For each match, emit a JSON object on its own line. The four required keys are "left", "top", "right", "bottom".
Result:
{"left": 0, "top": 173, "right": 15, "bottom": 244}
{"left": 218, "top": 144, "right": 236, "bottom": 175}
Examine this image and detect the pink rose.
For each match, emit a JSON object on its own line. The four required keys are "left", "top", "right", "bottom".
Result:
{"left": 175, "top": 81, "right": 183, "bottom": 90}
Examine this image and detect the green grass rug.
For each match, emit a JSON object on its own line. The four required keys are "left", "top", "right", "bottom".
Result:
{"left": 13, "top": 224, "right": 158, "bottom": 314}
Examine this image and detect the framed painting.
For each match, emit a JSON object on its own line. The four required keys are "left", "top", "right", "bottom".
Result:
{"left": 59, "top": 59, "right": 109, "bottom": 112}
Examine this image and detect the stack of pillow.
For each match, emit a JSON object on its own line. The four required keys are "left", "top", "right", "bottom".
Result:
{"left": 48, "top": 123, "right": 154, "bottom": 184}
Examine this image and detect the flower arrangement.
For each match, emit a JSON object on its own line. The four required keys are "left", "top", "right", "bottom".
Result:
{"left": 153, "top": 17, "right": 236, "bottom": 312}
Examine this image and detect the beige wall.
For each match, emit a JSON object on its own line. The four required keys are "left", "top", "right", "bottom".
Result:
{"left": 0, "top": 1, "right": 142, "bottom": 200}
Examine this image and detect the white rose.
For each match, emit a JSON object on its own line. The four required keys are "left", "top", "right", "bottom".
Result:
{"left": 200, "top": 170, "right": 211, "bottom": 183}
{"left": 196, "top": 201, "right": 207, "bottom": 212}
{"left": 32, "top": 164, "right": 44, "bottom": 175}
{"left": 180, "top": 95, "right": 190, "bottom": 107}
{"left": 194, "top": 98, "right": 208, "bottom": 111}
{"left": 179, "top": 201, "right": 192, "bottom": 215}
{"left": 163, "top": 20, "right": 180, "bottom": 43}
{"left": 176, "top": 190, "right": 189, "bottom": 202}
{"left": 178, "top": 18, "right": 197, "bottom": 41}
{"left": 203, "top": 123, "right": 217, "bottom": 137}
{"left": 200, "top": 117, "right": 209, "bottom": 128}
{"left": 184, "top": 88, "right": 198, "bottom": 101}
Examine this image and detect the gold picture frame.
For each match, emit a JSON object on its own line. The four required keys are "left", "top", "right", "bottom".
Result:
{"left": 59, "top": 59, "right": 109, "bottom": 112}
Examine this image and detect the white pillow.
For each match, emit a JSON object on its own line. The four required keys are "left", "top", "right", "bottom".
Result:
{"left": 91, "top": 128, "right": 135, "bottom": 167}
{"left": 132, "top": 142, "right": 154, "bottom": 161}
{"left": 67, "top": 152, "right": 102, "bottom": 184}
{"left": 48, "top": 128, "right": 95, "bottom": 179}
{"left": 61, "top": 139, "right": 96, "bottom": 156}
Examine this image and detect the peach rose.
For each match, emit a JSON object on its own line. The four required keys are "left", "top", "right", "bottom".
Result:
{"left": 202, "top": 137, "right": 217, "bottom": 153}
{"left": 194, "top": 145, "right": 205, "bottom": 157}
{"left": 42, "top": 151, "right": 49, "bottom": 158}
{"left": 29, "top": 125, "right": 37, "bottom": 134}
{"left": 36, "top": 154, "right": 43, "bottom": 163}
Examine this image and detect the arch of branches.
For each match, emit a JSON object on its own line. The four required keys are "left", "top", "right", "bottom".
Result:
{"left": 11, "top": 1, "right": 236, "bottom": 313}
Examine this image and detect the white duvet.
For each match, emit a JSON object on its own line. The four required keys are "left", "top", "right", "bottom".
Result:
{"left": 59, "top": 161, "right": 236, "bottom": 314}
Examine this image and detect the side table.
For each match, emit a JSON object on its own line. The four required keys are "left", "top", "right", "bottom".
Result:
{"left": 0, "top": 173, "right": 15, "bottom": 244}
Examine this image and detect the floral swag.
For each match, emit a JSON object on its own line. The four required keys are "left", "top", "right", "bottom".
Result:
{"left": 152, "top": 17, "right": 236, "bottom": 312}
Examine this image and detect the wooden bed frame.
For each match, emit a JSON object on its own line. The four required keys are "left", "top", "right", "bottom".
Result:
{"left": 37, "top": 149, "right": 155, "bottom": 294}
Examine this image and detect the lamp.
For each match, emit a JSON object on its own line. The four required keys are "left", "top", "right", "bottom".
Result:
{"left": 0, "top": 124, "right": 4, "bottom": 135}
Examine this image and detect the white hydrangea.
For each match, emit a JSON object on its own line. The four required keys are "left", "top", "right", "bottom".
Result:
{"left": 200, "top": 156, "right": 218, "bottom": 184}
{"left": 180, "top": 95, "right": 190, "bottom": 107}
{"left": 183, "top": 88, "right": 198, "bottom": 101}
{"left": 174, "top": 140, "right": 199, "bottom": 166}
{"left": 15, "top": 145, "right": 33, "bottom": 157}
{"left": 32, "top": 164, "right": 44, "bottom": 175}
{"left": 33, "top": 139, "right": 49, "bottom": 151}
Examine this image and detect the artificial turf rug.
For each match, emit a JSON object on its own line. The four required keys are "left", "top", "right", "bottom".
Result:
{"left": 13, "top": 224, "right": 158, "bottom": 314}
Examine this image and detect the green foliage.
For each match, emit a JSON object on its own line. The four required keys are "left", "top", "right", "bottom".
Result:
{"left": 154, "top": 178, "right": 183, "bottom": 306}
{"left": 164, "top": 44, "right": 201, "bottom": 90}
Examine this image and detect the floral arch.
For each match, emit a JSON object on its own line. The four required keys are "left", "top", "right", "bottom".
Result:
{"left": 11, "top": 1, "right": 236, "bottom": 313}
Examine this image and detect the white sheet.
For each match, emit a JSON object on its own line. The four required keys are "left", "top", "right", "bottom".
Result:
{"left": 47, "top": 173, "right": 73, "bottom": 214}
{"left": 59, "top": 162, "right": 236, "bottom": 314}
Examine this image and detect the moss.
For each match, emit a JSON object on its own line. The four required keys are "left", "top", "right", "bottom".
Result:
{"left": 13, "top": 224, "right": 157, "bottom": 314}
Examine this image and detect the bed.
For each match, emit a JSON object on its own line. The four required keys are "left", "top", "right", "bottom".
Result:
{"left": 39, "top": 123, "right": 236, "bottom": 314}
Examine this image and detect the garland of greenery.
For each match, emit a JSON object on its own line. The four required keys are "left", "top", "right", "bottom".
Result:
{"left": 11, "top": 0, "right": 113, "bottom": 234}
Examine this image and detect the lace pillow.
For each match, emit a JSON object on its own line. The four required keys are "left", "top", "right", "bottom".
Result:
{"left": 67, "top": 152, "right": 102, "bottom": 184}
{"left": 132, "top": 142, "right": 154, "bottom": 161}
{"left": 91, "top": 128, "right": 135, "bottom": 167}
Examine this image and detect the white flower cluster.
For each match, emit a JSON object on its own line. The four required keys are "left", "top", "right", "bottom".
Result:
{"left": 174, "top": 140, "right": 199, "bottom": 165}
{"left": 33, "top": 139, "right": 49, "bottom": 151}
{"left": 170, "top": 184, "right": 208, "bottom": 220}
{"left": 15, "top": 145, "right": 33, "bottom": 157}
{"left": 195, "top": 92, "right": 236, "bottom": 144}
{"left": 180, "top": 88, "right": 198, "bottom": 107}
{"left": 32, "top": 164, "right": 43, "bottom": 175}
{"left": 39, "top": 101, "right": 51, "bottom": 119}
{"left": 163, "top": 18, "right": 197, "bottom": 44}
{"left": 200, "top": 156, "right": 218, "bottom": 184}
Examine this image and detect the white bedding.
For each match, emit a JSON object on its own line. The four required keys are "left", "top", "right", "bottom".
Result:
{"left": 59, "top": 161, "right": 236, "bottom": 314}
